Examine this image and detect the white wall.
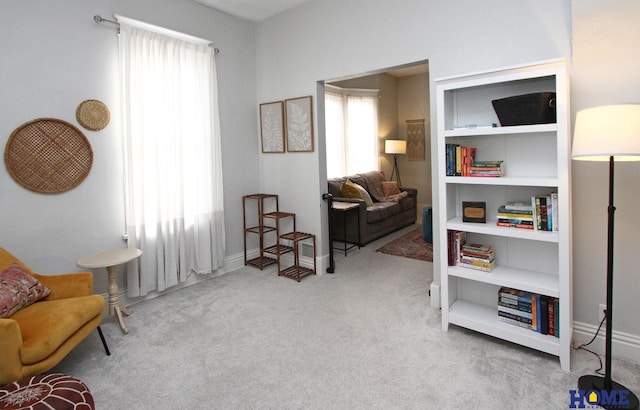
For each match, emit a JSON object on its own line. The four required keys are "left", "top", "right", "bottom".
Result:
{"left": 255, "top": 0, "right": 572, "bottom": 285}
{"left": 570, "top": 0, "right": 640, "bottom": 342}
{"left": 397, "top": 72, "right": 431, "bottom": 208}
{"left": 0, "top": 0, "right": 259, "bottom": 294}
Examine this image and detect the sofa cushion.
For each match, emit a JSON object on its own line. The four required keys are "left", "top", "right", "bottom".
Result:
{"left": 11, "top": 295, "right": 105, "bottom": 365}
{"left": 366, "top": 204, "right": 388, "bottom": 223}
{"left": 366, "top": 202, "right": 402, "bottom": 223}
{"left": 0, "top": 263, "right": 50, "bottom": 318}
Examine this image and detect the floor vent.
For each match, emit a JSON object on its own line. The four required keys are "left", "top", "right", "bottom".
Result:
{"left": 301, "top": 242, "right": 314, "bottom": 258}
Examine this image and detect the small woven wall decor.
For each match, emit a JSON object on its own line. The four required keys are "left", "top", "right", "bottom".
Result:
{"left": 4, "top": 118, "right": 93, "bottom": 193}
{"left": 76, "top": 99, "right": 110, "bottom": 131}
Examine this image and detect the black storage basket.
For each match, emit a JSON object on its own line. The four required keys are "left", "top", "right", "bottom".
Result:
{"left": 491, "top": 92, "right": 556, "bottom": 126}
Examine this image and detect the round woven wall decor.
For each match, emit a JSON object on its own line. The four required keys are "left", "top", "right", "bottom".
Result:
{"left": 76, "top": 99, "right": 110, "bottom": 131}
{"left": 4, "top": 118, "right": 93, "bottom": 193}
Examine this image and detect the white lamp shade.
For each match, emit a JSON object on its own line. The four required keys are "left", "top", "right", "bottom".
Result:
{"left": 385, "top": 139, "right": 407, "bottom": 155}
{"left": 572, "top": 104, "right": 640, "bottom": 161}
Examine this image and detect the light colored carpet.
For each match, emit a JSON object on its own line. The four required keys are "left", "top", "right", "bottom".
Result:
{"left": 53, "top": 224, "right": 640, "bottom": 409}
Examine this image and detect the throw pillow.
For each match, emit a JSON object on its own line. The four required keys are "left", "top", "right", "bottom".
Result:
{"left": 340, "top": 179, "right": 374, "bottom": 207}
{"left": 352, "top": 183, "right": 374, "bottom": 207}
{"left": 0, "top": 263, "right": 51, "bottom": 318}
{"left": 340, "top": 179, "right": 362, "bottom": 199}
{"left": 382, "top": 181, "right": 401, "bottom": 196}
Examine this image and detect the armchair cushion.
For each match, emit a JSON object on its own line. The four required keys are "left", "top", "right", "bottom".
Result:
{"left": 0, "top": 263, "right": 50, "bottom": 318}
{"left": 11, "top": 296, "right": 105, "bottom": 365}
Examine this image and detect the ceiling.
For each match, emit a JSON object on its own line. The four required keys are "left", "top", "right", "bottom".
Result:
{"left": 192, "top": 0, "right": 314, "bottom": 22}
{"left": 191, "top": 0, "right": 429, "bottom": 78}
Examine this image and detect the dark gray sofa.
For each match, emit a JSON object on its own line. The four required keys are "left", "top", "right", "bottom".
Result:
{"left": 327, "top": 171, "right": 417, "bottom": 246}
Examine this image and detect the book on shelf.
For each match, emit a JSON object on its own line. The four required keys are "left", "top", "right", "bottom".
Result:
{"left": 445, "top": 145, "right": 492, "bottom": 177}
{"left": 461, "top": 242, "right": 492, "bottom": 255}
{"left": 497, "top": 287, "right": 559, "bottom": 337}
{"left": 447, "top": 230, "right": 467, "bottom": 266}
{"left": 458, "top": 257, "right": 496, "bottom": 271}
{"left": 447, "top": 230, "right": 466, "bottom": 266}
{"left": 496, "top": 221, "right": 534, "bottom": 229}
{"left": 453, "top": 123, "right": 498, "bottom": 130}
{"left": 504, "top": 201, "right": 533, "bottom": 212}
{"left": 497, "top": 311, "right": 532, "bottom": 328}
{"left": 469, "top": 160, "right": 504, "bottom": 177}
{"left": 531, "top": 194, "right": 559, "bottom": 232}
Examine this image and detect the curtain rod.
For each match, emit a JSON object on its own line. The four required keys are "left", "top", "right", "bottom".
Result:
{"left": 93, "top": 15, "right": 220, "bottom": 55}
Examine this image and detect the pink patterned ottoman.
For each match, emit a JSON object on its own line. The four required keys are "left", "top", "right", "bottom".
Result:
{"left": 0, "top": 373, "right": 94, "bottom": 410}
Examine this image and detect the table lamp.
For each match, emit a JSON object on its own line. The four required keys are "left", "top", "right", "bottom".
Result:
{"left": 572, "top": 104, "right": 640, "bottom": 409}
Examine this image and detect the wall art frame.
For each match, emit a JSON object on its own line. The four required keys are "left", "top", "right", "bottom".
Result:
{"left": 259, "top": 101, "right": 285, "bottom": 153}
{"left": 285, "top": 96, "right": 314, "bottom": 152}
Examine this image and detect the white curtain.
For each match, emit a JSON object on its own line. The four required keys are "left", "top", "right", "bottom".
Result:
{"left": 119, "top": 22, "right": 225, "bottom": 297}
{"left": 325, "top": 86, "right": 378, "bottom": 178}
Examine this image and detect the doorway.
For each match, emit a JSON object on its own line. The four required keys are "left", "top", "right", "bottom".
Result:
{"left": 318, "top": 60, "right": 431, "bottom": 271}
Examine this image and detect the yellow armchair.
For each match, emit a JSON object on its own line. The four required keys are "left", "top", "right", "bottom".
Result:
{"left": 0, "top": 248, "right": 109, "bottom": 385}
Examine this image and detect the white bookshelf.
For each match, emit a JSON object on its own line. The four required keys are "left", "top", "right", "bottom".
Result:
{"left": 435, "top": 61, "right": 572, "bottom": 371}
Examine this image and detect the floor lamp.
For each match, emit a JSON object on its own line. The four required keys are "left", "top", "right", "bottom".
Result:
{"left": 385, "top": 139, "right": 406, "bottom": 187}
{"left": 572, "top": 104, "right": 640, "bottom": 410}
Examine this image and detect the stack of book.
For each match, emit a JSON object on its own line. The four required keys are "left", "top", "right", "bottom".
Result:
{"left": 458, "top": 242, "right": 495, "bottom": 272}
{"left": 445, "top": 144, "right": 477, "bottom": 176}
{"left": 469, "top": 160, "right": 504, "bottom": 177}
{"left": 498, "top": 287, "right": 560, "bottom": 337}
{"left": 496, "top": 196, "right": 559, "bottom": 231}
{"left": 497, "top": 202, "right": 534, "bottom": 229}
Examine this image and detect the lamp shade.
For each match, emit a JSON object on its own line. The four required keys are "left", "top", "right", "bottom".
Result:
{"left": 572, "top": 104, "right": 640, "bottom": 162}
{"left": 385, "top": 139, "right": 407, "bottom": 155}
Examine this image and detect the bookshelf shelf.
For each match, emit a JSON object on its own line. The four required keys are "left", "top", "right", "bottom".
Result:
{"left": 435, "top": 60, "right": 572, "bottom": 371}
{"left": 447, "top": 217, "right": 559, "bottom": 242}
{"left": 445, "top": 176, "right": 558, "bottom": 187}
{"left": 445, "top": 123, "right": 557, "bottom": 137}
{"left": 448, "top": 300, "right": 561, "bottom": 356}
{"left": 448, "top": 265, "right": 559, "bottom": 297}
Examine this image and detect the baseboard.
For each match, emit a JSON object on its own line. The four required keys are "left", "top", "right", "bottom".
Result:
{"left": 430, "top": 282, "right": 440, "bottom": 308}
{"left": 101, "top": 249, "right": 248, "bottom": 311}
{"left": 573, "top": 320, "right": 640, "bottom": 364}
{"left": 101, "top": 248, "right": 327, "bottom": 313}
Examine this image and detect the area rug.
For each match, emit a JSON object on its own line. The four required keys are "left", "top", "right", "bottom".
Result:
{"left": 376, "top": 227, "right": 433, "bottom": 262}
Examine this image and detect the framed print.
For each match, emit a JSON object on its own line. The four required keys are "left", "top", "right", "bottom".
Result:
{"left": 285, "top": 96, "right": 314, "bottom": 152}
{"left": 260, "top": 101, "right": 285, "bottom": 153}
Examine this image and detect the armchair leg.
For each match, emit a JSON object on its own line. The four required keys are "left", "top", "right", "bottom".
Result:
{"left": 97, "top": 326, "right": 111, "bottom": 356}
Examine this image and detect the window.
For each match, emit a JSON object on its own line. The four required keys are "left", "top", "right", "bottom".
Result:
{"left": 118, "top": 18, "right": 225, "bottom": 297}
{"left": 325, "top": 85, "right": 379, "bottom": 178}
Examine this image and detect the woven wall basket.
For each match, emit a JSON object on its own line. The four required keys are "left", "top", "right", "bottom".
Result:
{"left": 4, "top": 118, "right": 93, "bottom": 193}
{"left": 76, "top": 99, "right": 110, "bottom": 131}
